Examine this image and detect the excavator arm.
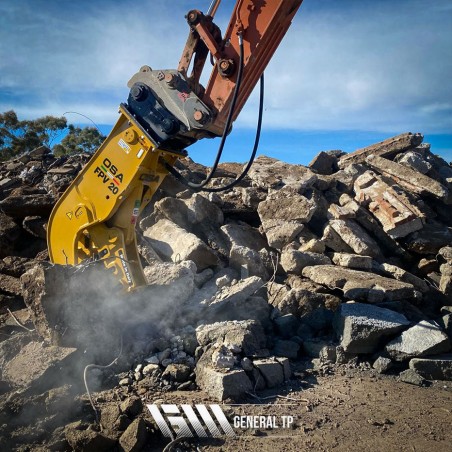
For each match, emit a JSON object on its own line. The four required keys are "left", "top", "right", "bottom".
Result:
{"left": 47, "top": 0, "right": 303, "bottom": 288}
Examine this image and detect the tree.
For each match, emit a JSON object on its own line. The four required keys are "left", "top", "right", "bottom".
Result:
{"left": 0, "top": 110, "right": 67, "bottom": 160}
{"left": 53, "top": 125, "right": 105, "bottom": 156}
{"left": 0, "top": 110, "right": 105, "bottom": 160}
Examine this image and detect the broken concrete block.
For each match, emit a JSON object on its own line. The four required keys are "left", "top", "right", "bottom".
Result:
{"left": 329, "top": 219, "right": 382, "bottom": 258}
{"left": 309, "top": 151, "right": 338, "bottom": 175}
{"left": 229, "top": 245, "right": 268, "bottom": 280}
{"left": 261, "top": 219, "right": 304, "bottom": 250}
{"left": 196, "top": 320, "right": 266, "bottom": 357}
{"left": 185, "top": 193, "right": 224, "bottom": 226}
{"left": 396, "top": 151, "right": 432, "bottom": 174}
{"left": 385, "top": 320, "right": 451, "bottom": 361}
{"left": 319, "top": 345, "right": 337, "bottom": 363}
{"left": 220, "top": 222, "right": 267, "bottom": 253}
{"left": 195, "top": 365, "right": 253, "bottom": 401}
{"left": 404, "top": 222, "right": 452, "bottom": 254}
{"left": 0, "top": 193, "right": 56, "bottom": 218}
{"left": 119, "top": 418, "right": 149, "bottom": 452}
{"left": 372, "top": 356, "right": 393, "bottom": 374}
{"left": 302, "top": 265, "right": 416, "bottom": 302}
{"left": 276, "top": 357, "right": 292, "bottom": 380}
{"left": 334, "top": 303, "right": 409, "bottom": 354}
{"left": 377, "top": 262, "right": 429, "bottom": 293}
{"left": 409, "top": 355, "right": 452, "bottom": 381}
{"left": 240, "top": 186, "right": 268, "bottom": 209}
{"left": 0, "top": 273, "right": 22, "bottom": 296}
{"left": 253, "top": 358, "right": 285, "bottom": 387}
{"left": 273, "top": 339, "right": 300, "bottom": 359}
{"left": 248, "top": 155, "right": 317, "bottom": 189}
{"left": 274, "top": 287, "right": 340, "bottom": 318}
{"left": 22, "top": 215, "right": 47, "bottom": 239}
{"left": 332, "top": 253, "right": 373, "bottom": 270}
{"left": 258, "top": 187, "right": 317, "bottom": 225}
{"left": 143, "top": 261, "right": 195, "bottom": 303}
{"left": 144, "top": 219, "right": 218, "bottom": 270}
{"left": 366, "top": 154, "right": 449, "bottom": 201}
{"left": 399, "top": 369, "right": 426, "bottom": 386}
{"left": 2, "top": 341, "right": 77, "bottom": 390}
{"left": 161, "top": 364, "right": 191, "bottom": 382}
{"left": 354, "top": 171, "right": 424, "bottom": 238}
{"left": 338, "top": 132, "right": 423, "bottom": 169}
{"left": 322, "top": 223, "right": 354, "bottom": 253}
{"left": 299, "top": 238, "right": 326, "bottom": 254}
{"left": 281, "top": 249, "right": 331, "bottom": 274}
{"left": 190, "top": 276, "right": 270, "bottom": 325}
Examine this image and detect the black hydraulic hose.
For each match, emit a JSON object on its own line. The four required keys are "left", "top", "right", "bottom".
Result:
{"left": 202, "top": 72, "right": 264, "bottom": 193}
{"left": 165, "top": 32, "right": 245, "bottom": 190}
{"left": 165, "top": 42, "right": 265, "bottom": 192}
{"left": 166, "top": 72, "right": 264, "bottom": 193}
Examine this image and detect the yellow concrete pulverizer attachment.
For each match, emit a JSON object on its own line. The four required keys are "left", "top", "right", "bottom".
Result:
{"left": 47, "top": 104, "right": 181, "bottom": 289}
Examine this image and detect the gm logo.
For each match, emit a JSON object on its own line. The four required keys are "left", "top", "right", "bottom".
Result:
{"left": 147, "top": 404, "right": 235, "bottom": 438}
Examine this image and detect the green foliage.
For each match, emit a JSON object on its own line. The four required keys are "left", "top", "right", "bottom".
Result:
{"left": 0, "top": 110, "right": 67, "bottom": 160}
{"left": 0, "top": 110, "right": 105, "bottom": 160}
{"left": 53, "top": 125, "right": 105, "bottom": 156}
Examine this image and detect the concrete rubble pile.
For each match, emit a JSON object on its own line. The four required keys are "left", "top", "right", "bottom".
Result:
{"left": 1, "top": 133, "right": 452, "bottom": 449}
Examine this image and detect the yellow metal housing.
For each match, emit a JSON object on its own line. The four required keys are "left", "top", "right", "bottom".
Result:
{"left": 47, "top": 105, "right": 179, "bottom": 289}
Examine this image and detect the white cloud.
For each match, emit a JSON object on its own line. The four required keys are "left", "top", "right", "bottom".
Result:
{"left": 1, "top": 0, "right": 451, "bottom": 136}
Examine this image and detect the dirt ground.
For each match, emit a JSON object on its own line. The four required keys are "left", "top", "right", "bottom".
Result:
{"left": 141, "top": 366, "right": 452, "bottom": 452}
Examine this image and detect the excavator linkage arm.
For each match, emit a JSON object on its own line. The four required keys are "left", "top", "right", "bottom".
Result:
{"left": 47, "top": 0, "right": 303, "bottom": 289}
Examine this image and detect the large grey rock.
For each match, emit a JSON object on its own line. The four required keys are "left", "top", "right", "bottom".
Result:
{"left": 404, "top": 222, "right": 452, "bottom": 255}
{"left": 338, "top": 132, "right": 423, "bottom": 169}
{"left": 396, "top": 151, "right": 432, "bottom": 174}
{"left": 248, "top": 155, "right": 317, "bottom": 189}
{"left": 253, "top": 358, "right": 286, "bottom": 387}
{"left": 119, "top": 418, "right": 149, "bottom": 452}
{"left": 332, "top": 253, "right": 373, "bottom": 270}
{"left": 220, "top": 222, "right": 267, "bottom": 253}
{"left": 366, "top": 154, "right": 449, "bottom": 201}
{"left": 195, "top": 365, "right": 253, "bottom": 401}
{"left": 385, "top": 320, "right": 451, "bottom": 361}
{"left": 189, "top": 276, "right": 270, "bottom": 325}
{"left": 302, "top": 265, "right": 416, "bottom": 302}
{"left": 273, "top": 287, "right": 340, "bottom": 318}
{"left": 329, "top": 219, "right": 382, "bottom": 258}
{"left": 372, "top": 356, "right": 393, "bottom": 374}
{"left": 409, "top": 355, "right": 452, "bottom": 380}
{"left": 281, "top": 249, "right": 331, "bottom": 274}
{"left": 196, "top": 320, "right": 266, "bottom": 356}
{"left": 322, "top": 223, "right": 354, "bottom": 253}
{"left": 143, "top": 261, "right": 195, "bottom": 303}
{"left": 0, "top": 192, "right": 55, "bottom": 218}
{"left": 334, "top": 303, "right": 410, "bottom": 354}
{"left": 144, "top": 219, "right": 218, "bottom": 270}
{"left": 399, "top": 369, "right": 426, "bottom": 386}
{"left": 229, "top": 245, "right": 268, "bottom": 280}
{"left": 309, "top": 151, "right": 338, "bottom": 175}
{"left": 258, "top": 187, "right": 317, "bottom": 226}
{"left": 261, "top": 219, "right": 304, "bottom": 250}
{"left": 377, "top": 263, "right": 429, "bottom": 293}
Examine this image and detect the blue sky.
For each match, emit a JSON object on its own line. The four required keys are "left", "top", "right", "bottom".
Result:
{"left": 1, "top": 0, "right": 451, "bottom": 165}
